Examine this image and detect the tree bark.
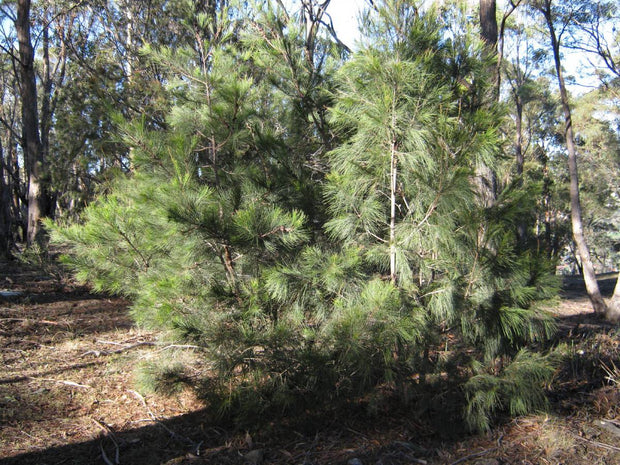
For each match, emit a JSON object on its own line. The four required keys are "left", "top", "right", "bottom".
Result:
{"left": 16, "top": 0, "right": 49, "bottom": 246}
{"left": 475, "top": 0, "right": 498, "bottom": 206}
{"left": 514, "top": 94, "right": 527, "bottom": 244}
{"left": 514, "top": 97, "right": 524, "bottom": 178}
{"left": 479, "top": 0, "right": 498, "bottom": 49}
{"left": 541, "top": 1, "right": 608, "bottom": 317}
{"left": 0, "top": 137, "right": 13, "bottom": 258}
{"left": 608, "top": 278, "right": 620, "bottom": 322}
{"left": 390, "top": 139, "right": 397, "bottom": 284}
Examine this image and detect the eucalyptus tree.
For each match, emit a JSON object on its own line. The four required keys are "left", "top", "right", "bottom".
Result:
{"left": 0, "top": 0, "right": 206, "bottom": 249}
{"left": 531, "top": 0, "right": 619, "bottom": 321}
{"left": 565, "top": 0, "right": 620, "bottom": 84}
{"left": 0, "top": 119, "right": 13, "bottom": 257}
{"left": 480, "top": 0, "right": 498, "bottom": 48}
{"left": 564, "top": 0, "right": 620, "bottom": 318}
{"left": 14, "top": 0, "right": 51, "bottom": 246}
{"left": 2, "top": 0, "right": 109, "bottom": 246}
{"left": 0, "top": 39, "right": 21, "bottom": 255}
{"left": 571, "top": 89, "right": 620, "bottom": 272}
{"left": 499, "top": 6, "right": 569, "bottom": 252}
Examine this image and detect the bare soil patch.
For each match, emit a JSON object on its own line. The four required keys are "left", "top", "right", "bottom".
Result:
{"left": 1, "top": 260, "right": 618, "bottom": 465}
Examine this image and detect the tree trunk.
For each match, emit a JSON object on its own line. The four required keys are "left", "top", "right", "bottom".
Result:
{"left": 514, "top": 98, "right": 524, "bottom": 177}
{"left": 0, "top": 137, "right": 13, "bottom": 258}
{"left": 541, "top": 2, "right": 608, "bottom": 317}
{"left": 17, "top": 0, "right": 48, "bottom": 247}
{"left": 607, "top": 278, "right": 620, "bottom": 322}
{"left": 514, "top": 94, "right": 527, "bottom": 243}
{"left": 541, "top": 155, "right": 555, "bottom": 256}
{"left": 390, "top": 139, "right": 397, "bottom": 284}
{"left": 480, "top": 0, "right": 498, "bottom": 49}
{"left": 475, "top": 0, "right": 498, "bottom": 206}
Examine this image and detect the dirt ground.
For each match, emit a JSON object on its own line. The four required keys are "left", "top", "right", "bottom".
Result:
{"left": 0, "top": 259, "right": 618, "bottom": 465}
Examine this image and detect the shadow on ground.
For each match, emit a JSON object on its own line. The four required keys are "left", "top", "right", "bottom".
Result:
{"left": 1, "top": 259, "right": 618, "bottom": 465}
{"left": 0, "top": 408, "right": 234, "bottom": 465}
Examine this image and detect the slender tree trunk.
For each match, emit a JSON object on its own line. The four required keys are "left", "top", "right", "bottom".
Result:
{"left": 0, "top": 137, "right": 12, "bottom": 258}
{"left": 10, "top": 145, "right": 26, "bottom": 242}
{"left": 514, "top": 95, "right": 527, "bottom": 243}
{"left": 608, "top": 278, "right": 620, "bottom": 322}
{"left": 476, "top": 0, "right": 498, "bottom": 206}
{"left": 514, "top": 98, "right": 524, "bottom": 177}
{"left": 0, "top": 84, "right": 14, "bottom": 257}
{"left": 542, "top": 157, "right": 554, "bottom": 256}
{"left": 541, "top": 2, "right": 608, "bottom": 317}
{"left": 390, "top": 140, "right": 397, "bottom": 284}
{"left": 125, "top": 3, "right": 134, "bottom": 80}
{"left": 17, "top": 0, "right": 48, "bottom": 247}
{"left": 480, "top": 0, "right": 499, "bottom": 95}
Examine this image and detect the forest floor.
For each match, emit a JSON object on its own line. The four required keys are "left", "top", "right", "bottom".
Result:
{"left": 0, "top": 257, "right": 619, "bottom": 465}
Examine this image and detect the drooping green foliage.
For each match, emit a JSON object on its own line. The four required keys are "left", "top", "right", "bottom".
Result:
{"left": 320, "top": 2, "right": 558, "bottom": 426}
{"left": 50, "top": 0, "right": 560, "bottom": 431}
{"left": 464, "top": 349, "right": 556, "bottom": 432}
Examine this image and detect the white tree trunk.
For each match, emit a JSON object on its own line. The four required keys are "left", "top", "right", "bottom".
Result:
{"left": 390, "top": 140, "right": 397, "bottom": 284}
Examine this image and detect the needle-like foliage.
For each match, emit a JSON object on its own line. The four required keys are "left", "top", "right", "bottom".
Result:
{"left": 50, "top": 0, "right": 559, "bottom": 431}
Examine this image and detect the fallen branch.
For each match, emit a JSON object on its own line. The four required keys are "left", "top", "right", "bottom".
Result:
{"left": 2, "top": 347, "right": 27, "bottom": 354}
{"left": 81, "top": 341, "right": 155, "bottom": 357}
{"left": 128, "top": 389, "right": 196, "bottom": 446}
{"left": 154, "top": 344, "right": 201, "bottom": 353}
{"left": 93, "top": 418, "right": 120, "bottom": 465}
{"left": 448, "top": 447, "right": 497, "bottom": 465}
{"left": 596, "top": 419, "right": 620, "bottom": 438}
{"left": 32, "top": 377, "right": 91, "bottom": 389}
{"left": 96, "top": 340, "right": 126, "bottom": 346}
{"left": 22, "top": 340, "right": 56, "bottom": 349}
{"left": 0, "top": 317, "right": 61, "bottom": 325}
{"left": 574, "top": 433, "right": 620, "bottom": 452}
{"left": 100, "top": 442, "right": 116, "bottom": 465}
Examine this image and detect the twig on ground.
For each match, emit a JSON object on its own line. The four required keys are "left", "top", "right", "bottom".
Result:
{"left": 574, "top": 433, "right": 620, "bottom": 452}
{"left": 96, "top": 340, "right": 126, "bottom": 346}
{"left": 345, "top": 426, "right": 368, "bottom": 440}
{"left": 93, "top": 418, "right": 120, "bottom": 465}
{"left": 448, "top": 447, "right": 497, "bottom": 465}
{"left": 2, "top": 347, "right": 27, "bottom": 354}
{"left": 100, "top": 442, "right": 116, "bottom": 465}
{"left": 128, "top": 389, "right": 196, "bottom": 446}
{"left": 32, "top": 377, "right": 91, "bottom": 388}
{"left": 0, "top": 317, "right": 61, "bottom": 325}
{"left": 154, "top": 344, "right": 202, "bottom": 353}
{"left": 22, "top": 340, "right": 56, "bottom": 348}
{"left": 81, "top": 341, "right": 155, "bottom": 357}
{"left": 20, "top": 429, "right": 37, "bottom": 440}
{"left": 110, "top": 341, "right": 155, "bottom": 352}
